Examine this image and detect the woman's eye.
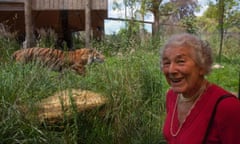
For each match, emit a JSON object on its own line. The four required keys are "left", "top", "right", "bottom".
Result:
{"left": 163, "top": 61, "right": 170, "bottom": 65}
{"left": 177, "top": 59, "right": 185, "bottom": 64}
{"left": 163, "top": 61, "right": 170, "bottom": 66}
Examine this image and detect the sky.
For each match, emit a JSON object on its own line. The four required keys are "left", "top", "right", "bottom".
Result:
{"left": 104, "top": 0, "right": 209, "bottom": 34}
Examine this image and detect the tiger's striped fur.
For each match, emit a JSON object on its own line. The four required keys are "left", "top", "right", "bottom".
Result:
{"left": 12, "top": 47, "right": 105, "bottom": 75}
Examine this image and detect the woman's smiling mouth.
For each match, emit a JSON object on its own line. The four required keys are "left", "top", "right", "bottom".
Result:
{"left": 169, "top": 77, "right": 184, "bottom": 86}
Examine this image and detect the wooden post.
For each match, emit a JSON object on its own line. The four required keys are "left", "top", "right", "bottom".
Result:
{"left": 85, "top": 0, "right": 91, "bottom": 48}
{"left": 24, "top": 0, "right": 35, "bottom": 48}
{"left": 61, "top": 10, "right": 73, "bottom": 50}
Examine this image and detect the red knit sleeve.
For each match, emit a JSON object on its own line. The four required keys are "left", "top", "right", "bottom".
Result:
{"left": 215, "top": 97, "right": 240, "bottom": 144}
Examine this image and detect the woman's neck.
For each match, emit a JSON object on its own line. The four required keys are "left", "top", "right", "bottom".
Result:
{"left": 181, "top": 79, "right": 208, "bottom": 101}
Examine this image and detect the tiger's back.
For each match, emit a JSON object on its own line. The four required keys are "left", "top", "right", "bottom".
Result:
{"left": 12, "top": 47, "right": 65, "bottom": 71}
{"left": 12, "top": 47, "right": 105, "bottom": 75}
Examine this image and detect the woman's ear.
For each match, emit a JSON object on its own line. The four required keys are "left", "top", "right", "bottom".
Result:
{"left": 199, "top": 67, "right": 205, "bottom": 76}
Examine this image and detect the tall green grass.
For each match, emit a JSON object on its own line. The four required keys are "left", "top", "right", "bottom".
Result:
{"left": 207, "top": 61, "right": 240, "bottom": 93}
{"left": 0, "top": 49, "right": 167, "bottom": 143}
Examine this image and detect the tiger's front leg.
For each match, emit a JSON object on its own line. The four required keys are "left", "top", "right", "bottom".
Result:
{"left": 70, "top": 64, "right": 86, "bottom": 76}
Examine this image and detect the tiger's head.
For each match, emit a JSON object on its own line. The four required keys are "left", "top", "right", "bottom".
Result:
{"left": 74, "top": 48, "right": 105, "bottom": 65}
{"left": 87, "top": 48, "right": 105, "bottom": 64}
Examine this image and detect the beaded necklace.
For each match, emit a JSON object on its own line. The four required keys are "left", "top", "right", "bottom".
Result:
{"left": 170, "top": 82, "right": 208, "bottom": 137}
{"left": 179, "top": 92, "right": 199, "bottom": 102}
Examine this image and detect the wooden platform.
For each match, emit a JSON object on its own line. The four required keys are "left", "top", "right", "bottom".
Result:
{"left": 0, "top": 0, "right": 107, "bottom": 10}
{"left": 0, "top": 0, "right": 108, "bottom": 36}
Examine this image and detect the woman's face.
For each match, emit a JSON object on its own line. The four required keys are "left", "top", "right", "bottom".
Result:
{"left": 161, "top": 46, "right": 204, "bottom": 97}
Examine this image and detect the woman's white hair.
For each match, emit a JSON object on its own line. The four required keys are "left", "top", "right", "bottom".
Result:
{"left": 160, "top": 33, "right": 213, "bottom": 75}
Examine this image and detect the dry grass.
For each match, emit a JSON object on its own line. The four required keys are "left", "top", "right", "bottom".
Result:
{"left": 23, "top": 89, "right": 108, "bottom": 124}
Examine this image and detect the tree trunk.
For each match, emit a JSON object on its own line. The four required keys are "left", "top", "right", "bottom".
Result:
{"left": 152, "top": 11, "right": 160, "bottom": 37}
{"left": 140, "top": 1, "right": 146, "bottom": 45}
{"left": 151, "top": 0, "right": 161, "bottom": 37}
{"left": 140, "top": 13, "right": 145, "bottom": 45}
{"left": 218, "top": 0, "right": 224, "bottom": 63}
{"left": 85, "top": 0, "right": 91, "bottom": 48}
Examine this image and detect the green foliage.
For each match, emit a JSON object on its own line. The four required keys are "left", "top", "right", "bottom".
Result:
{"left": 94, "top": 29, "right": 161, "bottom": 58}
{"left": 200, "top": 0, "right": 240, "bottom": 30}
{"left": 196, "top": 17, "right": 217, "bottom": 32}
{"left": 202, "top": 2, "right": 218, "bottom": 19}
{"left": 207, "top": 62, "right": 239, "bottom": 93}
{"left": 35, "top": 28, "right": 57, "bottom": 48}
{"left": 0, "top": 37, "right": 20, "bottom": 62}
{"left": 181, "top": 16, "right": 198, "bottom": 34}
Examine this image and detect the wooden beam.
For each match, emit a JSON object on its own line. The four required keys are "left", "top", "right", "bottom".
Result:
{"left": 24, "top": 0, "right": 35, "bottom": 48}
{"left": 107, "top": 17, "right": 186, "bottom": 27}
{"left": 0, "top": 0, "right": 24, "bottom": 3}
{"left": 85, "top": 0, "right": 91, "bottom": 48}
{"left": 107, "top": 17, "right": 153, "bottom": 24}
{"left": 0, "top": 3, "right": 24, "bottom": 11}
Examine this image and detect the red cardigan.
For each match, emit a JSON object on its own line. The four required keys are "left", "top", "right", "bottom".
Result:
{"left": 163, "top": 84, "right": 240, "bottom": 144}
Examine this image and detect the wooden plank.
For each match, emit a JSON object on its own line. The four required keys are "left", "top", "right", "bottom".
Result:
{"left": 63, "top": 0, "right": 67, "bottom": 10}
{"left": 44, "top": 0, "right": 50, "bottom": 9}
{"left": 80, "top": 0, "right": 85, "bottom": 9}
{"left": 62, "top": 0, "right": 65, "bottom": 9}
{"left": 36, "top": 0, "right": 39, "bottom": 9}
{"left": 72, "top": 0, "right": 77, "bottom": 9}
{"left": 69, "top": 0, "right": 73, "bottom": 9}
{"left": 58, "top": 0, "right": 62, "bottom": 10}
{"left": 59, "top": 0, "right": 64, "bottom": 9}
{"left": 49, "top": 0, "right": 54, "bottom": 9}
{"left": 31, "top": 0, "right": 36, "bottom": 9}
{"left": 78, "top": 0, "right": 83, "bottom": 9}
{"left": 48, "top": 0, "right": 51, "bottom": 9}
{"left": 92, "top": 0, "right": 107, "bottom": 10}
{"left": 39, "top": 0, "right": 42, "bottom": 9}
{"left": 53, "top": 0, "right": 58, "bottom": 9}
{"left": 40, "top": 0, "right": 47, "bottom": 10}
{"left": 29, "top": 0, "right": 108, "bottom": 10}
{"left": 41, "top": 0, "right": 44, "bottom": 9}
{"left": 78, "top": 0, "right": 84, "bottom": 9}
{"left": 0, "top": 0, "right": 24, "bottom": 3}
{"left": 0, "top": 3, "right": 24, "bottom": 11}
{"left": 32, "top": 0, "right": 37, "bottom": 10}
{"left": 93, "top": 0, "right": 99, "bottom": 9}
{"left": 39, "top": 0, "right": 43, "bottom": 9}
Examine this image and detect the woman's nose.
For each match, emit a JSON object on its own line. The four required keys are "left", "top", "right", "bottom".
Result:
{"left": 168, "top": 63, "right": 177, "bottom": 73}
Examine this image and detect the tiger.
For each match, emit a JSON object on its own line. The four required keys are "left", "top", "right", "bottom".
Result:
{"left": 12, "top": 47, "right": 105, "bottom": 75}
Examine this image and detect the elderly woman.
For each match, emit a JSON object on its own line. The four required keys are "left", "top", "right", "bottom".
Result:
{"left": 160, "top": 33, "right": 240, "bottom": 144}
